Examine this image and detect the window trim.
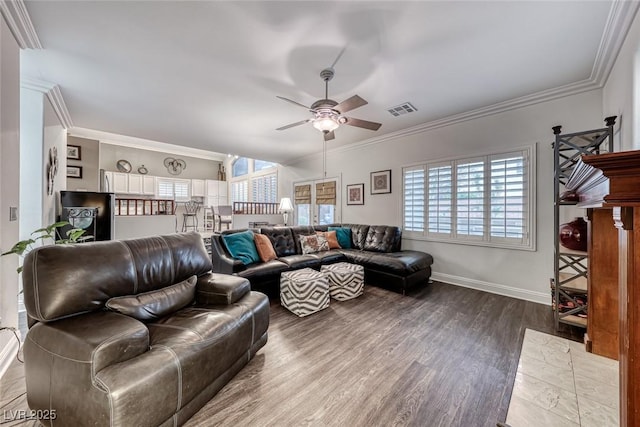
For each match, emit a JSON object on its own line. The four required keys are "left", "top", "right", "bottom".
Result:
{"left": 229, "top": 158, "right": 279, "bottom": 204}
{"left": 402, "top": 144, "right": 536, "bottom": 251}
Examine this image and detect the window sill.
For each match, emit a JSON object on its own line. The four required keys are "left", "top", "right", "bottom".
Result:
{"left": 403, "top": 233, "right": 536, "bottom": 252}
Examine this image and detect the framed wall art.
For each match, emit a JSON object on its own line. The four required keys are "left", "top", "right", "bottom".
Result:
{"left": 370, "top": 169, "right": 391, "bottom": 194}
{"left": 67, "top": 145, "right": 81, "bottom": 160}
{"left": 346, "top": 183, "right": 365, "bottom": 205}
{"left": 67, "top": 165, "right": 83, "bottom": 179}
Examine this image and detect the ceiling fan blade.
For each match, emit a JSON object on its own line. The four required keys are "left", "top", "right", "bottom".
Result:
{"left": 276, "top": 119, "right": 312, "bottom": 131}
{"left": 276, "top": 96, "right": 311, "bottom": 110}
{"left": 324, "top": 130, "right": 335, "bottom": 141}
{"left": 334, "top": 95, "right": 368, "bottom": 114}
{"left": 344, "top": 117, "right": 382, "bottom": 131}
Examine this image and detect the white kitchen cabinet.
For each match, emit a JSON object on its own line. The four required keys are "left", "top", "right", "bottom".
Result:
{"left": 192, "top": 179, "right": 205, "bottom": 197}
{"left": 128, "top": 174, "right": 143, "bottom": 194}
{"left": 205, "top": 180, "right": 227, "bottom": 199}
{"left": 142, "top": 176, "right": 155, "bottom": 195}
{"left": 113, "top": 172, "right": 129, "bottom": 193}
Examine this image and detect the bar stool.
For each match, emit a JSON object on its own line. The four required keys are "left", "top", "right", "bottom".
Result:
{"left": 182, "top": 201, "right": 200, "bottom": 232}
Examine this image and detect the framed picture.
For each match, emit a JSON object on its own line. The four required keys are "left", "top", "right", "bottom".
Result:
{"left": 370, "top": 169, "right": 391, "bottom": 194}
{"left": 67, "top": 165, "right": 83, "bottom": 179}
{"left": 346, "top": 183, "right": 365, "bottom": 205}
{"left": 67, "top": 145, "right": 81, "bottom": 160}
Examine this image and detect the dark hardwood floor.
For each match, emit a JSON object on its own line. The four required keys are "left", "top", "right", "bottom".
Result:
{"left": 1, "top": 281, "right": 582, "bottom": 427}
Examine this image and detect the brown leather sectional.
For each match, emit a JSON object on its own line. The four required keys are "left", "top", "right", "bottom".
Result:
{"left": 21, "top": 232, "right": 269, "bottom": 427}
{"left": 211, "top": 224, "right": 434, "bottom": 296}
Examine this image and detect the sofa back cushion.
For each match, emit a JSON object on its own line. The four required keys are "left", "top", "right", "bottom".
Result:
{"left": 22, "top": 232, "right": 212, "bottom": 323}
{"left": 342, "top": 224, "right": 370, "bottom": 250}
{"left": 260, "top": 227, "right": 296, "bottom": 257}
{"left": 105, "top": 275, "right": 197, "bottom": 321}
{"left": 363, "top": 225, "right": 402, "bottom": 253}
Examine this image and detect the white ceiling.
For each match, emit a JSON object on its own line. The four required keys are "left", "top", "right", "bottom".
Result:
{"left": 21, "top": 1, "right": 624, "bottom": 164}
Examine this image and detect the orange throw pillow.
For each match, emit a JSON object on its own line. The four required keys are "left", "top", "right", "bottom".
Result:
{"left": 317, "top": 231, "right": 341, "bottom": 249}
{"left": 254, "top": 233, "right": 277, "bottom": 262}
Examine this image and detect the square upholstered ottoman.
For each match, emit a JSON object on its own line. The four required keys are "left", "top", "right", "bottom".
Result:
{"left": 320, "top": 262, "right": 364, "bottom": 301}
{"left": 280, "top": 268, "right": 330, "bottom": 317}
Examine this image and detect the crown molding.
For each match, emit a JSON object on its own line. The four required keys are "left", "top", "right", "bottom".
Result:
{"left": 590, "top": 0, "right": 640, "bottom": 85}
{"left": 21, "top": 77, "right": 73, "bottom": 129}
{"left": 0, "top": 0, "right": 41, "bottom": 49}
{"left": 69, "top": 127, "right": 228, "bottom": 162}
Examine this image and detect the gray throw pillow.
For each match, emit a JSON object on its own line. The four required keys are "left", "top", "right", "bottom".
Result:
{"left": 105, "top": 275, "right": 197, "bottom": 321}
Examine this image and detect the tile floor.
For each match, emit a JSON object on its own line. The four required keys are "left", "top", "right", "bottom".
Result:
{"left": 506, "top": 329, "right": 619, "bottom": 427}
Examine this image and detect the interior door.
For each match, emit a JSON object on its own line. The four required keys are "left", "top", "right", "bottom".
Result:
{"left": 293, "top": 178, "right": 340, "bottom": 226}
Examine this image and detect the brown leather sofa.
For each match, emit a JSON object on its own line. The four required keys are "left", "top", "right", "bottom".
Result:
{"left": 211, "top": 224, "right": 433, "bottom": 296}
{"left": 21, "top": 232, "right": 269, "bottom": 427}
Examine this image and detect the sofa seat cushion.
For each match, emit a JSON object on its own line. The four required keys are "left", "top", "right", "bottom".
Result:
{"left": 278, "top": 254, "right": 321, "bottom": 270}
{"left": 147, "top": 304, "right": 255, "bottom": 404}
{"left": 340, "top": 249, "right": 433, "bottom": 276}
{"left": 309, "top": 250, "right": 347, "bottom": 264}
{"left": 236, "top": 260, "right": 289, "bottom": 281}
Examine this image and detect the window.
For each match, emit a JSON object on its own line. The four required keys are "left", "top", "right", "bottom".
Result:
{"left": 251, "top": 173, "right": 277, "bottom": 203}
{"left": 254, "top": 160, "right": 277, "bottom": 172}
{"left": 403, "top": 146, "right": 534, "bottom": 250}
{"left": 231, "top": 180, "right": 248, "bottom": 203}
{"left": 232, "top": 157, "right": 249, "bottom": 177}
{"left": 230, "top": 157, "right": 279, "bottom": 205}
{"left": 156, "top": 178, "right": 191, "bottom": 202}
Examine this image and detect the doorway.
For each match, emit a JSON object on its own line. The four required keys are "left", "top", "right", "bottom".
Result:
{"left": 293, "top": 177, "right": 341, "bottom": 226}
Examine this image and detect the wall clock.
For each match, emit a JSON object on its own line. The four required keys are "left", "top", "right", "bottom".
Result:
{"left": 116, "top": 159, "right": 132, "bottom": 173}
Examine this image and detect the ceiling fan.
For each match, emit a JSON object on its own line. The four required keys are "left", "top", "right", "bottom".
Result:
{"left": 276, "top": 67, "right": 382, "bottom": 141}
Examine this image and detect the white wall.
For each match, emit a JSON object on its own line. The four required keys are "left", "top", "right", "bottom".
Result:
{"left": 0, "top": 14, "right": 22, "bottom": 373}
{"left": 19, "top": 87, "right": 43, "bottom": 240}
{"left": 281, "top": 90, "right": 604, "bottom": 304}
{"left": 603, "top": 8, "right": 640, "bottom": 151}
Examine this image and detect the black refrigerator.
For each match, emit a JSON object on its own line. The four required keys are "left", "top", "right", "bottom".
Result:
{"left": 60, "top": 191, "right": 115, "bottom": 241}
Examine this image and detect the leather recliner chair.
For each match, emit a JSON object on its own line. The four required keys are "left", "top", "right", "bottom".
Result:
{"left": 21, "top": 232, "right": 269, "bottom": 427}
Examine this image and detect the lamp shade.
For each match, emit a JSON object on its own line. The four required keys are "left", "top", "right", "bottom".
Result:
{"left": 279, "top": 197, "right": 294, "bottom": 212}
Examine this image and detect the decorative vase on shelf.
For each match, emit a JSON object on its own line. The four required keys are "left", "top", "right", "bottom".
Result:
{"left": 217, "top": 164, "right": 224, "bottom": 181}
{"left": 559, "top": 217, "right": 588, "bottom": 252}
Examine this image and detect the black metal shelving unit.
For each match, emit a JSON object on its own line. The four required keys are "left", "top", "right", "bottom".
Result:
{"left": 551, "top": 116, "right": 616, "bottom": 330}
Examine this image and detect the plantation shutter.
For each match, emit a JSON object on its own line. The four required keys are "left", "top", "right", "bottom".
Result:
{"left": 231, "top": 180, "right": 248, "bottom": 203}
{"left": 456, "top": 160, "right": 485, "bottom": 237}
{"left": 251, "top": 173, "right": 277, "bottom": 203}
{"left": 174, "top": 180, "right": 190, "bottom": 201}
{"left": 294, "top": 184, "right": 311, "bottom": 204}
{"left": 157, "top": 179, "right": 173, "bottom": 199}
{"left": 427, "top": 163, "right": 453, "bottom": 236}
{"left": 315, "top": 181, "right": 336, "bottom": 205}
{"left": 489, "top": 151, "right": 528, "bottom": 243}
{"left": 403, "top": 166, "right": 425, "bottom": 232}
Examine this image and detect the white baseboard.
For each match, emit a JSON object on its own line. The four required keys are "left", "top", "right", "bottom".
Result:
{"left": 431, "top": 272, "right": 550, "bottom": 305}
{"left": 0, "top": 330, "right": 20, "bottom": 380}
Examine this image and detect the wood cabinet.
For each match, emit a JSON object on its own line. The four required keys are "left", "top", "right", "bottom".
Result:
{"left": 568, "top": 150, "right": 640, "bottom": 427}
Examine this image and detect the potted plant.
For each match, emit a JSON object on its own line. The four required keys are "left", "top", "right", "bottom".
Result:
{"left": 1, "top": 221, "right": 92, "bottom": 273}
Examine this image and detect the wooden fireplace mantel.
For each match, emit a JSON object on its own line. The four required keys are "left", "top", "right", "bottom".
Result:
{"left": 567, "top": 149, "right": 640, "bottom": 427}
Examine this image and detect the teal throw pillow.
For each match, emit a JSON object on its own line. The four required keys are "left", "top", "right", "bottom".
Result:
{"left": 222, "top": 230, "right": 260, "bottom": 265}
{"left": 328, "top": 226, "right": 352, "bottom": 249}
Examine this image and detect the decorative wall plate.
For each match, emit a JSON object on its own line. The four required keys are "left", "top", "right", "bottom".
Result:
{"left": 116, "top": 159, "right": 132, "bottom": 173}
{"left": 137, "top": 165, "right": 148, "bottom": 175}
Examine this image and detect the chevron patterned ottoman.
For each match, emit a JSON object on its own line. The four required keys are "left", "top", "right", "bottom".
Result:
{"left": 320, "top": 262, "right": 365, "bottom": 301}
{"left": 280, "top": 268, "right": 330, "bottom": 317}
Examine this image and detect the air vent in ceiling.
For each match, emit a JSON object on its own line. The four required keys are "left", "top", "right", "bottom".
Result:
{"left": 387, "top": 102, "right": 417, "bottom": 117}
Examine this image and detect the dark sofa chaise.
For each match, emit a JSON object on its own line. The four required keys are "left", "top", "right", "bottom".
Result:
{"left": 21, "top": 232, "right": 269, "bottom": 427}
{"left": 210, "top": 224, "right": 433, "bottom": 295}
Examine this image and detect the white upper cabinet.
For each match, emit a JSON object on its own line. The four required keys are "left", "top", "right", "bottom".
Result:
{"left": 192, "top": 179, "right": 206, "bottom": 197}
{"left": 113, "top": 172, "right": 129, "bottom": 193}
{"left": 128, "top": 174, "right": 143, "bottom": 194}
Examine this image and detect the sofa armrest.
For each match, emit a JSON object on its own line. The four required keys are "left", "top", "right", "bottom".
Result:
{"left": 196, "top": 273, "right": 251, "bottom": 305}
{"left": 25, "top": 311, "right": 149, "bottom": 375}
{"left": 211, "top": 235, "right": 246, "bottom": 274}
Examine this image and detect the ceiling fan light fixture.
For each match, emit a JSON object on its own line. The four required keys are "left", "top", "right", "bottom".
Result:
{"left": 312, "top": 115, "right": 339, "bottom": 133}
